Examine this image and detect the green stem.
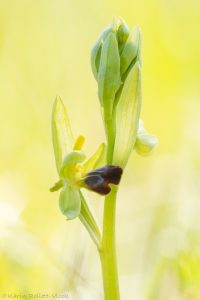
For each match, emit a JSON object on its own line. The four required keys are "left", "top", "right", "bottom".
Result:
{"left": 99, "top": 185, "right": 120, "bottom": 300}
{"left": 106, "top": 118, "right": 116, "bottom": 164}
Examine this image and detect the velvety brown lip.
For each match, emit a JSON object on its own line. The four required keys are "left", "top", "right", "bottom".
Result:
{"left": 84, "top": 165, "right": 123, "bottom": 195}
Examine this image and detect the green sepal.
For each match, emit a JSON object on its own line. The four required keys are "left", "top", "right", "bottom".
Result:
{"left": 134, "top": 120, "right": 158, "bottom": 156}
{"left": 111, "top": 16, "right": 121, "bottom": 31}
{"left": 117, "top": 17, "right": 130, "bottom": 53}
{"left": 120, "top": 26, "right": 141, "bottom": 75}
{"left": 52, "top": 96, "right": 74, "bottom": 174}
{"left": 73, "top": 135, "right": 85, "bottom": 151}
{"left": 113, "top": 61, "right": 142, "bottom": 167}
{"left": 59, "top": 185, "right": 81, "bottom": 220}
{"left": 97, "top": 31, "right": 121, "bottom": 120}
{"left": 83, "top": 143, "right": 106, "bottom": 173}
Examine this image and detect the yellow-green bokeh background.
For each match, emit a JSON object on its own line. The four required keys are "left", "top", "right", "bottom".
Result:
{"left": 0, "top": 0, "right": 200, "bottom": 299}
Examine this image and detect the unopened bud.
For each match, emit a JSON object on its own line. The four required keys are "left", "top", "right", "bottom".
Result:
{"left": 120, "top": 26, "right": 141, "bottom": 75}
{"left": 97, "top": 31, "right": 121, "bottom": 120}
{"left": 134, "top": 120, "right": 158, "bottom": 156}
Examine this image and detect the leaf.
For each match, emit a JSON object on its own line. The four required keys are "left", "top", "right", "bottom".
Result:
{"left": 98, "top": 32, "right": 121, "bottom": 120}
{"left": 113, "top": 61, "right": 142, "bottom": 167}
{"left": 83, "top": 143, "right": 106, "bottom": 173}
{"left": 120, "top": 26, "right": 141, "bottom": 75}
{"left": 52, "top": 96, "right": 73, "bottom": 173}
{"left": 59, "top": 185, "right": 81, "bottom": 220}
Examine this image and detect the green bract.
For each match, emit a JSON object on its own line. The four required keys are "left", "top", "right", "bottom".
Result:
{"left": 113, "top": 61, "right": 141, "bottom": 167}
{"left": 51, "top": 96, "right": 105, "bottom": 220}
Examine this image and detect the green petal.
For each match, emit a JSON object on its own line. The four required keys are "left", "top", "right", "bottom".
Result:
{"left": 113, "top": 61, "right": 142, "bottom": 167}
{"left": 59, "top": 185, "right": 81, "bottom": 220}
{"left": 83, "top": 143, "right": 106, "bottom": 174}
{"left": 73, "top": 135, "right": 85, "bottom": 150}
{"left": 52, "top": 96, "right": 73, "bottom": 173}
{"left": 98, "top": 31, "right": 121, "bottom": 120}
{"left": 50, "top": 179, "right": 64, "bottom": 192}
{"left": 135, "top": 120, "right": 158, "bottom": 156}
{"left": 120, "top": 26, "right": 141, "bottom": 75}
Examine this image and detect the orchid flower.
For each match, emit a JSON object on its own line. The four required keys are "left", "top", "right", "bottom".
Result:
{"left": 50, "top": 96, "right": 122, "bottom": 220}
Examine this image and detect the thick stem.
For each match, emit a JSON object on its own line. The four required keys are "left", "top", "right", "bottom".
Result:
{"left": 99, "top": 185, "right": 120, "bottom": 300}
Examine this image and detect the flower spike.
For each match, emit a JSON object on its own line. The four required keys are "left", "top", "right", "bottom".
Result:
{"left": 91, "top": 18, "right": 143, "bottom": 168}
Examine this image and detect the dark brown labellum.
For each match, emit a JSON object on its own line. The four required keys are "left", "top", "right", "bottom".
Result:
{"left": 84, "top": 165, "right": 123, "bottom": 195}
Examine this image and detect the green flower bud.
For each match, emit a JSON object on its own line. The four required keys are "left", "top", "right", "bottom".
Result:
{"left": 134, "top": 120, "right": 158, "bottom": 156}
{"left": 120, "top": 26, "right": 141, "bottom": 75}
{"left": 91, "top": 17, "right": 130, "bottom": 81}
{"left": 117, "top": 17, "right": 130, "bottom": 53}
{"left": 91, "top": 25, "right": 112, "bottom": 80}
{"left": 92, "top": 18, "right": 139, "bottom": 124}
{"left": 91, "top": 18, "right": 157, "bottom": 168}
{"left": 97, "top": 31, "right": 121, "bottom": 120}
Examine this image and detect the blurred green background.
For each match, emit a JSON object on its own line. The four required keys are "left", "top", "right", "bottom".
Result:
{"left": 0, "top": 0, "right": 200, "bottom": 299}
